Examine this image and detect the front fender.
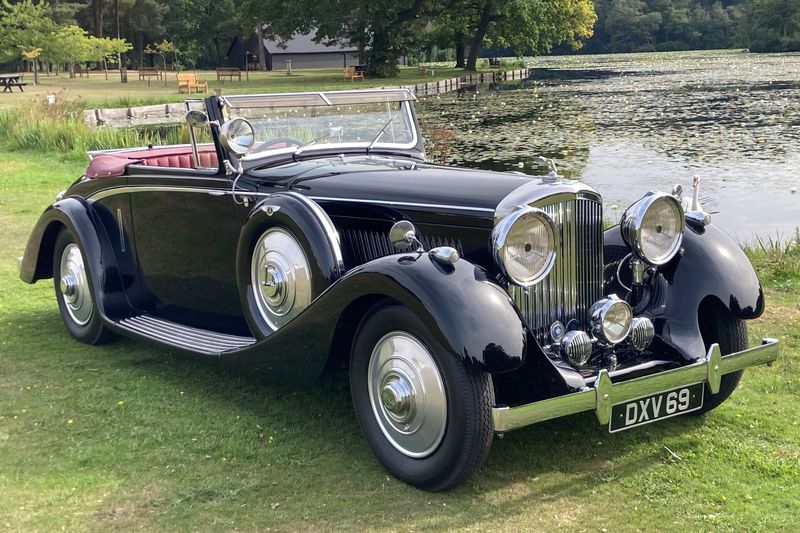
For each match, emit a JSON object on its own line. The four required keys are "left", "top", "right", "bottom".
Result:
{"left": 20, "top": 197, "right": 127, "bottom": 317}
{"left": 604, "top": 222, "right": 764, "bottom": 360}
{"left": 224, "top": 253, "right": 527, "bottom": 378}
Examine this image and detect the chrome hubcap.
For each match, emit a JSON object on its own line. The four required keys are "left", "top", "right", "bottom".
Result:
{"left": 380, "top": 373, "right": 415, "bottom": 423}
{"left": 251, "top": 228, "right": 311, "bottom": 330}
{"left": 60, "top": 274, "right": 77, "bottom": 301}
{"left": 368, "top": 332, "right": 447, "bottom": 458}
{"left": 59, "top": 244, "right": 93, "bottom": 326}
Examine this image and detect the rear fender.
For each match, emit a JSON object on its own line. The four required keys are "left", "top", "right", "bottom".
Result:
{"left": 20, "top": 197, "right": 128, "bottom": 318}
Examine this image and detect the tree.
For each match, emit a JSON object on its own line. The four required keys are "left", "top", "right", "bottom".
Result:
{"left": 252, "top": 0, "right": 435, "bottom": 77}
{"left": 604, "top": 0, "right": 662, "bottom": 52}
{"left": 460, "top": 0, "right": 597, "bottom": 71}
{"left": 0, "top": 0, "right": 56, "bottom": 64}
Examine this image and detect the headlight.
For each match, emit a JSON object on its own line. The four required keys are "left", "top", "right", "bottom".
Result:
{"left": 491, "top": 207, "right": 556, "bottom": 286}
{"left": 620, "top": 192, "right": 685, "bottom": 265}
{"left": 589, "top": 295, "right": 633, "bottom": 345}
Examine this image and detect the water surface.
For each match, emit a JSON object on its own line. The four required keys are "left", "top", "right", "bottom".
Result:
{"left": 416, "top": 51, "right": 800, "bottom": 242}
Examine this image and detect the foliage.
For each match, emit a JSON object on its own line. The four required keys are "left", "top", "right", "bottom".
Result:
{"left": 0, "top": 100, "right": 188, "bottom": 156}
{"left": 0, "top": 0, "right": 131, "bottom": 77}
{"left": 0, "top": 0, "right": 57, "bottom": 62}
{"left": 583, "top": 0, "right": 800, "bottom": 53}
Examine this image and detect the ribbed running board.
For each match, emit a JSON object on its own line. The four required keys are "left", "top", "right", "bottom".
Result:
{"left": 117, "top": 314, "right": 256, "bottom": 355}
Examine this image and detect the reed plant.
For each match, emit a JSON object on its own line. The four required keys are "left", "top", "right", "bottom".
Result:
{"left": 0, "top": 98, "right": 190, "bottom": 158}
{"left": 744, "top": 227, "right": 800, "bottom": 291}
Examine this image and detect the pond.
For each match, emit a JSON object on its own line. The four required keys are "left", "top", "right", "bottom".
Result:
{"left": 415, "top": 50, "right": 800, "bottom": 243}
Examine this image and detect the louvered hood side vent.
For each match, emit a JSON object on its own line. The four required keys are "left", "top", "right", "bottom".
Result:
{"left": 340, "top": 227, "right": 463, "bottom": 268}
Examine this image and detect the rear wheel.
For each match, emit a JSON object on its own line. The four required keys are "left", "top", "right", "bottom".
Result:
{"left": 350, "top": 303, "right": 494, "bottom": 491}
{"left": 691, "top": 306, "right": 747, "bottom": 415}
{"left": 53, "top": 228, "right": 115, "bottom": 345}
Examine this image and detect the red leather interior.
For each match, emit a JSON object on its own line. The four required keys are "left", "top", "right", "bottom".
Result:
{"left": 86, "top": 145, "right": 219, "bottom": 178}
{"left": 138, "top": 150, "right": 218, "bottom": 169}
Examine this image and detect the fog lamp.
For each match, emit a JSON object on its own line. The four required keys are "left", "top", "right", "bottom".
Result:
{"left": 561, "top": 330, "right": 593, "bottom": 366}
{"left": 589, "top": 295, "right": 633, "bottom": 345}
{"left": 629, "top": 316, "right": 655, "bottom": 351}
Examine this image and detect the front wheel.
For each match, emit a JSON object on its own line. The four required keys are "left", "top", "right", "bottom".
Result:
{"left": 691, "top": 306, "right": 748, "bottom": 415}
{"left": 350, "top": 303, "right": 494, "bottom": 491}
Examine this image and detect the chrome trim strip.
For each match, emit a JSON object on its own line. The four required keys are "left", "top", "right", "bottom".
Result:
{"left": 309, "top": 195, "right": 495, "bottom": 214}
{"left": 491, "top": 338, "right": 780, "bottom": 432}
{"left": 283, "top": 192, "right": 345, "bottom": 276}
{"left": 116, "top": 208, "right": 126, "bottom": 253}
{"left": 89, "top": 187, "right": 496, "bottom": 214}
{"left": 87, "top": 186, "right": 229, "bottom": 201}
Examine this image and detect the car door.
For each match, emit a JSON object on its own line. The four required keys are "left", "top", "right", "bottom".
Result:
{"left": 128, "top": 168, "right": 245, "bottom": 319}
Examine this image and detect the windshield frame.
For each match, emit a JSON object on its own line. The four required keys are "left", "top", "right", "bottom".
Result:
{"left": 214, "top": 89, "right": 421, "bottom": 163}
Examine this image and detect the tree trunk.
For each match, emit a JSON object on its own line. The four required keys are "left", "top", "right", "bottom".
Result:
{"left": 365, "top": 29, "right": 400, "bottom": 77}
{"left": 455, "top": 42, "right": 465, "bottom": 68}
{"left": 466, "top": 1, "right": 494, "bottom": 71}
{"left": 256, "top": 24, "right": 267, "bottom": 70}
{"left": 91, "top": 0, "right": 105, "bottom": 37}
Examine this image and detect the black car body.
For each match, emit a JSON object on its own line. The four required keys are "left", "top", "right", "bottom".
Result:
{"left": 20, "top": 89, "right": 779, "bottom": 490}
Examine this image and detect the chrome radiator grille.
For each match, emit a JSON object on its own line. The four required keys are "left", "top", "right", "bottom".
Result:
{"left": 508, "top": 197, "right": 603, "bottom": 346}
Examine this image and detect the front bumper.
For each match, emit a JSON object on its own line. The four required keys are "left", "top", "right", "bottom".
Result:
{"left": 492, "top": 338, "right": 780, "bottom": 432}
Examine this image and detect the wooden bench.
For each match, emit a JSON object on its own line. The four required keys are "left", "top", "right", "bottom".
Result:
{"left": 0, "top": 75, "right": 26, "bottom": 92}
{"left": 344, "top": 66, "right": 364, "bottom": 81}
{"left": 138, "top": 67, "right": 163, "bottom": 85}
{"left": 177, "top": 73, "right": 208, "bottom": 94}
{"left": 216, "top": 67, "right": 241, "bottom": 82}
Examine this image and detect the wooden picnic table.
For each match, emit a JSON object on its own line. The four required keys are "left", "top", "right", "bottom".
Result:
{"left": 0, "top": 74, "right": 26, "bottom": 93}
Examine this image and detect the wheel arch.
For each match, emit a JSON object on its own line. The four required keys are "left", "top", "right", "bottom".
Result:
{"left": 20, "top": 198, "right": 128, "bottom": 318}
{"left": 236, "top": 192, "right": 344, "bottom": 338}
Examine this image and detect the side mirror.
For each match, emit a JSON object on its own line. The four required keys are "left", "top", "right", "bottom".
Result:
{"left": 185, "top": 109, "right": 209, "bottom": 128}
{"left": 389, "top": 220, "right": 420, "bottom": 251}
{"left": 219, "top": 117, "right": 255, "bottom": 156}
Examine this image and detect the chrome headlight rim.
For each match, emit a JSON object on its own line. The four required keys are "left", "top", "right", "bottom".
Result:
{"left": 491, "top": 206, "right": 557, "bottom": 287}
{"left": 620, "top": 191, "right": 685, "bottom": 266}
{"left": 589, "top": 295, "right": 633, "bottom": 345}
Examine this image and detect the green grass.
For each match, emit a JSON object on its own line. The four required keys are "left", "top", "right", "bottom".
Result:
{"left": 0, "top": 149, "right": 798, "bottom": 531}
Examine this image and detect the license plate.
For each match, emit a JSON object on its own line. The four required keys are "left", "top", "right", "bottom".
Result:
{"left": 609, "top": 382, "right": 705, "bottom": 433}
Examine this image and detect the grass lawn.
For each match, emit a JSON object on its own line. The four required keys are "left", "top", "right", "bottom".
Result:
{"left": 0, "top": 67, "right": 484, "bottom": 110}
{"left": 0, "top": 148, "right": 798, "bottom": 531}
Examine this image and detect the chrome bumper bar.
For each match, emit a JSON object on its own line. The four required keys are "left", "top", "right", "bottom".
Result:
{"left": 492, "top": 338, "right": 780, "bottom": 432}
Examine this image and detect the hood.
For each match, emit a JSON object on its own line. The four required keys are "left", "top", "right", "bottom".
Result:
{"left": 255, "top": 156, "right": 536, "bottom": 224}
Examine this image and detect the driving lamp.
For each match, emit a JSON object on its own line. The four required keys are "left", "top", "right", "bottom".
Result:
{"left": 491, "top": 207, "right": 557, "bottom": 286}
{"left": 620, "top": 192, "right": 685, "bottom": 266}
{"left": 589, "top": 295, "right": 633, "bottom": 345}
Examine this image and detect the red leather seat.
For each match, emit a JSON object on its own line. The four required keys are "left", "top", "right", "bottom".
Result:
{"left": 138, "top": 149, "right": 218, "bottom": 169}
{"left": 86, "top": 146, "right": 219, "bottom": 178}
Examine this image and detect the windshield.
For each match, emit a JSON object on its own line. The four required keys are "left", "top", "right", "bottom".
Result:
{"left": 221, "top": 97, "right": 418, "bottom": 159}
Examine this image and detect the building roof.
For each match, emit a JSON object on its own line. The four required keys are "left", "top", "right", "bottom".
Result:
{"left": 263, "top": 32, "right": 358, "bottom": 54}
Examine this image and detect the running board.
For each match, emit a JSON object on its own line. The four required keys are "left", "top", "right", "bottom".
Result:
{"left": 117, "top": 314, "right": 256, "bottom": 355}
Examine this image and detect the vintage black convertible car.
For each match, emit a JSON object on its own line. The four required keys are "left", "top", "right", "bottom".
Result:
{"left": 20, "top": 88, "right": 778, "bottom": 491}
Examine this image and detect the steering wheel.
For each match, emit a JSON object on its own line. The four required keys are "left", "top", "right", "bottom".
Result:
{"left": 251, "top": 137, "right": 304, "bottom": 154}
